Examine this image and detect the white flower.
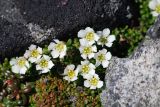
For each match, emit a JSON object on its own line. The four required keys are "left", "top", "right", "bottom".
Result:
{"left": 77, "top": 60, "right": 95, "bottom": 79}
{"left": 63, "top": 64, "right": 79, "bottom": 82}
{"left": 48, "top": 39, "right": 67, "bottom": 58}
{"left": 149, "top": 0, "right": 160, "bottom": 16}
{"left": 79, "top": 44, "right": 97, "bottom": 59}
{"left": 24, "top": 44, "right": 42, "bottom": 63}
{"left": 36, "top": 55, "right": 54, "bottom": 74}
{"left": 97, "top": 28, "right": 115, "bottom": 47}
{"left": 84, "top": 74, "right": 103, "bottom": 89}
{"left": 95, "top": 49, "right": 112, "bottom": 68}
{"left": 78, "top": 27, "right": 99, "bottom": 45}
{"left": 10, "top": 57, "right": 30, "bottom": 74}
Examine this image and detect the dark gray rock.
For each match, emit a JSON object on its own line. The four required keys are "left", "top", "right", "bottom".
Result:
{"left": 101, "top": 37, "right": 160, "bottom": 106}
{"left": 0, "top": 18, "right": 31, "bottom": 60}
{"left": 14, "top": 0, "right": 138, "bottom": 35}
{"left": 0, "top": 0, "right": 138, "bottom": 61}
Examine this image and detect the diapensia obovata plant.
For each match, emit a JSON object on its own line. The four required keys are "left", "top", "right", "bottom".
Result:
{"left": 7, "top": 27, "right": 116, "bottom": 90}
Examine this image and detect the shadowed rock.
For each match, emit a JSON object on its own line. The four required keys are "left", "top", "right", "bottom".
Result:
{"left": 0, "top": 0, "right": 138, "bottom": 61}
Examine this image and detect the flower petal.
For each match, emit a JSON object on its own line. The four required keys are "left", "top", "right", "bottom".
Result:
{"left": 108, "top": 35, "right": 116, "bottom": 42}
{"left": 89, "top": 69, "right": 95, "bottom": 75}
{"left": 78, "top": 30, "right": 86, "bottom": 38}
{"left": 41, "top": 69, "right": 49, "bottom": 73}
{"left": 85, "top": 27, "right": 94, "bottom": 32}
{"left": 25, "top": 61, "right": 30, "bottom": 68}
{"left": 43, "top": 55, "right": 51, "bottom": 60}
{"left": 103, "top": 28, "right": 110, "bottom": 36}
{"left": 48, "top": 61, "right": 54, "bottom": 69}
{"left": 94, "top": 33, "right": 99, "bottom": 41}
{"left": 10, "top": 58, "right": 17, "bottom": 65}
{"left": 64, "top": 76, "right": 70, "bottom": 81}
{"left": 20, "top": 67, "right": 27, "bottom": 74}
{"left": 36, "top": 65, "right": 42, "bottom": 70}
{"left": 59, "top": 51, "right": 66, "bottom": 58}
{"left": 89, "top": 63, "right": 95, "bottom": 69}
{"left": 83, "top": 74, "right": 92, "bottom": 79}
{"left": 94, "top": 74, "right": 99, "bottom": 79}
{"left": 102, "top": 60, "right": 109, "bottom": 68}
{"left": 28, "top": 57, "right": 36, "bottom": 63}
{"left": 84, "top": 80, "right": 90, "bottom": 87}
{"left": 54, "top": 39, "right": 60, "bottom": 43}
{"left": 29, "top": 44, "right": 36, "bottom": 50}
{"left": 37, "top": 47, "right": 43, "bottom": 54}
{"left": 157, "top": 0, "right": 160, "bottom": 4}
{"left": 92, "top": 45, "right": 97, "bottom": 52}
{"left": 81, "top": 60, "right": 89, "bottom": 65}
{"left": 152, "top": 11, "right": 159, "bottom": 16}
{"left": 79, "top": 46, "right": 83, "bottom": 53}
{"left": 90, "top": 86, "right": 97, "bottom": 89}
{"left": 88, "top": 53, "right": 94, "bottom": 59}
{"left": 24, "top": 50, "right": 30, "bottom": 58}
{"left": 68, "top": 64, "right": 75, "bottom": 70}
{"left": 51, "top": 50, "right": 59, "bottom": 58}
{"left": 12, "top": 65, "right": 19, "bottom": 74}
{"left": 80, "top": 39, "right": 88, "bottom": 46}
{"left": 101, "top": 49, "right": 107, "bottom": 53}
{"left": 105, "top": 42, "right": 113, "bottom": 47}
{"left": 149, "top": 1, "right": 156, "bottom": 10}
{"left": 71, "top": 77, "right": 78, "bottom": 81}
{"left": 48, "top": 42, "right": 55, "bottom": 51}
{"left": 95, "top": 61, "right": 101, "bottom": 67}
{"left": 105, "top": 52, "right": 112, "bottom": 60}
{"left": 97, "top": 81, "right": 103, "bottom": 88}
{"left": 81, "top": 54, "right": 87, "bottom": 59}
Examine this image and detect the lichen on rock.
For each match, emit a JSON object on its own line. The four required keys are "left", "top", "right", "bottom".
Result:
{"left": 101, "top": 27, "right": 160, "bottom": 107}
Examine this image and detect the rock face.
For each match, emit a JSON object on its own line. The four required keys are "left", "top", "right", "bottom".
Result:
{"left": 14, "top": 0, "right": 138, "bottom": 32}
{"left": 0, "top": 0, "right": 138, "bottom": 61}
{"left": 101, "top": 20, "right": 160, "bottom": 106}
{"left": 148, "top": 16, "right": 160, "bottom": 38}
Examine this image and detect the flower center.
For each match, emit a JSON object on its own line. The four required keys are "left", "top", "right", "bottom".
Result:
{"left": 97, "top": 54, "right": 105, "bottom": 61}
{"left": 31, "top": 49, "right": 39, "bottom": 58}
{"left": 67, "top": 70, "right": 75, "bottom": 79}
{"left": 55, "top": 43, "right": 64, "bottom": 52}
{"left": 83, "top": 47, "right": 92, "bottom": 54}
{"left": 39, "top": 60, "right": 48, "bottom": 68}
{"left": 90, "top": 77, "right": 98, "bottom": 86}
{"left": 156, "top": 5, "right": 160, "bottom": 13}
{"left": 85, "top": 32, "right": 94, "bottom": 41}
{"left": 17, "top": 59, "right": 26, "bottom": 67}
{"left": 82, "top": 65, "right": 90, "bottom": 73}
{"left": 99, "top": 37, "right": 107, "bottom": 44}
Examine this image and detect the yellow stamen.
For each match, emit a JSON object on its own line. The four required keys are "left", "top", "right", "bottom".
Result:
{"left": 17, "top": 58, "right": 26, "bottom": 67}
{"left": 99, "top": 37, "right": 107, "bottom": 44}
{"left": 83, "top": 47, "right": 92, "bottom": 54}
{"left": 90, "top": 77, "right": 98, "bottom": 86}
{"left": 82, "top": 65, "right": 90, "bottom": 73}
{"left": 31, "top": 49, "right": 39, "bottom": 58}
{"left": 97, "top": 54, "right": 105, "bottom": 61}
{"left": 156, "top": 5, "right": 160, "bottom": 13}
{"left": 85, "top": 32, "right": 94, "bottom": 41}
{"left": 55, "top": 43, "right": 64, "bottom": 52}
{"left": 67, "top": 70, "right": 75, "bottom": 79}
{"left": 39, "top": 60, "right": 48, "bottom": 68}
